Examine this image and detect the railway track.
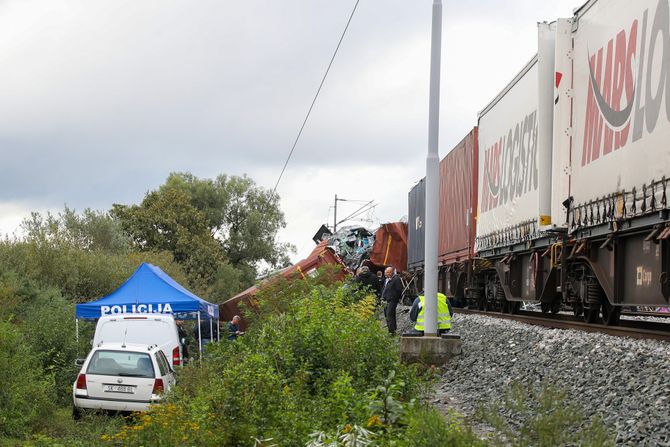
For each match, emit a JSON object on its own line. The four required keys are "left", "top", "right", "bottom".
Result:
{"left": 454, "top": 307, "right": 670, "bottom": 342}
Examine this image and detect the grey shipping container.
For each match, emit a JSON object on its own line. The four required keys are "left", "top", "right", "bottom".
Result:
{"left": 407, "top": 178, "right": 425, "bottom": 271}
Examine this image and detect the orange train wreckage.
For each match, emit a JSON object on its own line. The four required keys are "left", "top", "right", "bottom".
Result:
{"left": 219, "top": 222, "right": 408, "bottom": 328}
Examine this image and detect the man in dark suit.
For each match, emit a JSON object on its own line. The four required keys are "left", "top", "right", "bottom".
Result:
{"left": 354, "top": 265, "right": 382, "bottom": 296}
{"left": 381, "top": 266, "right": 403, "bottom": 334}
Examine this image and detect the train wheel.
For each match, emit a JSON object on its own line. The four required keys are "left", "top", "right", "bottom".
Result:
{"left": 478, "top": 294, "right": 486, "bottom": 310}
{"left": 540, "top": 302, "right": 550, "bottom": 313}
{"left": 572, "top": 303, "right": 584, "bottom": 317}
{"left": 583, "top": 277, "right": 604, "bottom": 324}
{"left": 583, "top": 304, "right": 601, "bottom": 323}
{"left": 501, "top": 298, "right": 510, "bottom": 314}
{"left": 509, "top": 301, "right": 521, "bottom": 314}
{"left": 601, "top": 302, "right": 621, "bottom": 326}
{"left": 494, "top": 283, "right": 505, "bottom": 313}
{"left": 551, "top": 300, "right": 561, "bottom": 314}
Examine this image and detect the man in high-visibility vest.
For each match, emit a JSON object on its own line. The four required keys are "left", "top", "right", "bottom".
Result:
{"left": 409, "top": 292, "right": 452, "bottom": 334}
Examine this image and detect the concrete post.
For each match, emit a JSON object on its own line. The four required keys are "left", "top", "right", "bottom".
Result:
{"left": 424, "top": 0, "right": 442, "bottom": 336}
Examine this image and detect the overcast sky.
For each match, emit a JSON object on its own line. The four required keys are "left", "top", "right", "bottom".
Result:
{"left": 0, "top": 0, "right": 581, "bottom": 260}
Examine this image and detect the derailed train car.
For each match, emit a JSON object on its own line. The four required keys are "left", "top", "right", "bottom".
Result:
{"left": 408, "top": 0, "right": 670, "bottom": 325}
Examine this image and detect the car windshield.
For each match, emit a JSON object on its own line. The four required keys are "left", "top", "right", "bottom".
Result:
{"left": 87, "top": 350, "right": 155, "bottom": 378}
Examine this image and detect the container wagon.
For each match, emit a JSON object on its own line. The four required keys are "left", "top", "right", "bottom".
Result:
{"left": 556, "top": 0, "right": 670, "bottom": 324}
{"left": 438, "top": 128, "right": 478, "bottom": 307}
{"left": 408, "top": 0, "right": 670, "bottom": 325}
{"left": 407, "top": 178, "right": 426, "bottom": 279}
{"left": 407, "top": 129, "right": 478, "bottom": 304}
{"left": 469, "top": 21, "right": 560, "bottom": 313}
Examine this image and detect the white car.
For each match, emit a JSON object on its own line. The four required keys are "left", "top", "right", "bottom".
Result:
{"left": 72, "top": 342, "right": 176, "bottom": 418}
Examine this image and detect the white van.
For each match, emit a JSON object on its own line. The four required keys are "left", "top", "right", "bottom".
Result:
{"left": 93, "top": 314, "right": 183, "bottom": 368}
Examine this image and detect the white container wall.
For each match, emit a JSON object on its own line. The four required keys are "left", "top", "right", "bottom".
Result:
{"left": 476, "top": 23, "right": 557, "bottom": 250}
{"left": 570, "top": 0, "right": 670, "bottom": 225}
{"left": 537, "top": 22, "right": 557, "bottom": 229}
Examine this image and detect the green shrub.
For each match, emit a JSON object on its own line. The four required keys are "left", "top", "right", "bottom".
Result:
{"left": 21, "top": 292, "right": 81, "bottom": 402}
{"left": 401, "top": 408, "right": 485, "bottom": 447}
{"left": 0, "top": 321, "right": 56, "bottom": 437}
{"left": 0, "top": 239, "right": 186, "bottom": 302}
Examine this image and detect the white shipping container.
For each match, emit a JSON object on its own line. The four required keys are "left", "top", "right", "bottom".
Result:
{"left": 570, "top": 0, "right": 670, "bottom": 221}
{"left": 476, "top": 23, "right": 557, "bottom": 248}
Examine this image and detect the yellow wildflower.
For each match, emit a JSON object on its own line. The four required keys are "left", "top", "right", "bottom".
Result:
{"left": 367, "top": 415, "right": 383, "bottom": 427}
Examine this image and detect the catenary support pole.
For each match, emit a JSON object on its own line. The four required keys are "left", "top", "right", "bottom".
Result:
{"left": 75, "top": 318, "right": 79, "bottom": 358}
{"left": 197, "top": 312, "right": 202, "bottom": 361}
{"left": 423, "top": 0, "right": 442, "bottom": 337}
{"left": 333, "top": 194, "right": 338, "bottom": 232}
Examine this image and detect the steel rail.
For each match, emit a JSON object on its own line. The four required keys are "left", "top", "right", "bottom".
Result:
{"left": 621, "top": 310, "right": 670, "bottom": 319}
{"left": 454, "top": 308, "right": 670, "bottom": 342}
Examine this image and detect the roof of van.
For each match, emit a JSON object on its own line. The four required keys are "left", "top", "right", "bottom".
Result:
{"left": 94, "top": 342, "right": 162, "bottom": 352}
{"left": 97, "top": 314, "right": 176, "bottom": 321}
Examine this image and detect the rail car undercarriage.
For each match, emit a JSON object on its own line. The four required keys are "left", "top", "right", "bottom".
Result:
{"left": 442, "top": 212, "right": 670, "bottom": 326}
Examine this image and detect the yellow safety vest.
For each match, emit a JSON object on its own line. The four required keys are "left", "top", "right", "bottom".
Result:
{"left": 415, "top": 293, "right": 451, "bottom": 331}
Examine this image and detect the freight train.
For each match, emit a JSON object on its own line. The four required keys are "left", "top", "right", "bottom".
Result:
{"left": 407, "top": 0, "right": 670, "bottom": 326}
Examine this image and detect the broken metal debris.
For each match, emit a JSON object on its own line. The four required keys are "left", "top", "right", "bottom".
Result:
{"left": 324, "top": 226, "right": 375, "bottom": 270}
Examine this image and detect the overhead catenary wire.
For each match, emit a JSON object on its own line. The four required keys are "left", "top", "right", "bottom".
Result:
{"left": 271, "top": 0, "right": 361, "bottom": 196}
{"left": 336, "top": 200, "right": 375, "bottom": 226}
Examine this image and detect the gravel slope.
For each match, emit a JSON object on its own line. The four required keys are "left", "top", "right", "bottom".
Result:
{"left": 429, "top": 313, "right": 670, "bottom": 446}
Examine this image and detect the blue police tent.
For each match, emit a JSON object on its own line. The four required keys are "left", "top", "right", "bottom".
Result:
{"left": 76, "top": 262, "right": 218, "bottom": 320}
{"left": 75, "top": 263, "right": 220, "bottom": 351}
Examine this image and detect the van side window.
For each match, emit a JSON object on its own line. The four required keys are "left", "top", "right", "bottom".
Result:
{"left": 155, "top": 351, "right": 169, "bottom": 376}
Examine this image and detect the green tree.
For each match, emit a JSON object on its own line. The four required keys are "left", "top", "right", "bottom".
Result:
{"left": 160, "top": 173, "right": 294, "bottom": 269}
{"left": 111, "top": 187, "right": 224, "bottom": 294}
{"left": 112, "top": 172, "right": 294, "bottom": 298}
{"left": 1, "top": 206, "right": 187, "bottom": 302}
{"left": 22, "top": 206, "right": 130, "bottom": 253}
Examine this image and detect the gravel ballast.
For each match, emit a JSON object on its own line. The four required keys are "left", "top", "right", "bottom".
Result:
{"left": 423, "top": 313, "right": 670, "bottom": 446}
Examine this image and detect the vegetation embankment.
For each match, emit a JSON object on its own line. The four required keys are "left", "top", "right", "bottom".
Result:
{"left": 0, "top": 172, "right": 290, "bottom": 445}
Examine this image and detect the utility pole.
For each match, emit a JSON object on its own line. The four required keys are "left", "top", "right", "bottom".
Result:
{"left": 423, "top": 0, "right": 442, "bottom": 337}
{"left": 333, "top": 194, "right": 338, "bottom": 232}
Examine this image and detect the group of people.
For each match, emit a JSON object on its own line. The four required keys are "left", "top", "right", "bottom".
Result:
{"left": 175, "top": 315, "right": 244, "bottom": 360}
{"left": 176, "top": 265, "right": 451, "bottom": 360}
{"left": 354, "top": 264, "right": 452, "bottom": 335}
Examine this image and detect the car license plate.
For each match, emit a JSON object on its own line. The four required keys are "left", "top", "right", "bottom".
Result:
{"left": 104, "top": 384, "right": 135, "bottom": 394}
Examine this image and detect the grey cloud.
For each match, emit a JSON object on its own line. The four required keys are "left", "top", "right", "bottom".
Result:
{"left": 0, "top": 0, "right": 578, "bottom": 218}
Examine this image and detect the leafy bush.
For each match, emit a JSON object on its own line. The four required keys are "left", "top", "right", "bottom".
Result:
{"left": 0, "top": 321, "right": 56, "bottom": 437}
{"left": 21, "top": 292, "right": 81, "bottom": 402}
{"left": 401, "top": 408, "right": 485, "bottom": 447}
{"left": 0, "top": 239, "right": 186, "bottom": 302}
